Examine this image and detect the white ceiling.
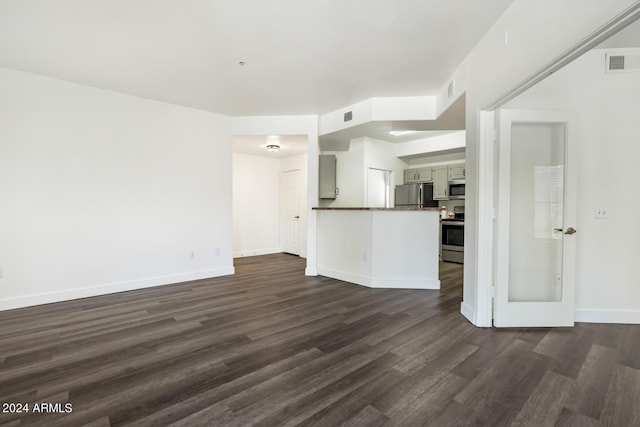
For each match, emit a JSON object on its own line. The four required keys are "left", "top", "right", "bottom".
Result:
{"left": 233, "top": 135, "right": 308, "bottom": 158}
{"left": 0, "top": 0, "right": 514, "bottom": 116}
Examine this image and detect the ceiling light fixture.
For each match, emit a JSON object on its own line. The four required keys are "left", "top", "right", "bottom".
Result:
{"left": 389, "top": 130, "right": 418, "bottom": 136}
{"left": 266, "top": 144, "right": 280, "bottom": 152}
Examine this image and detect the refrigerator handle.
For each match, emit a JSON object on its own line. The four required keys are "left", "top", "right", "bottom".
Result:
{"left": 418, "top": 184, "right": 423, "bottom": 207}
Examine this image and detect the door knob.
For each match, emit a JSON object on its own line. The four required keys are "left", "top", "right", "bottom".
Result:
{"left": 294, "top": 215, "right": 300, "bottom": 219}
{"left": 564, "top": 227, "right": 576, "bottom": 235}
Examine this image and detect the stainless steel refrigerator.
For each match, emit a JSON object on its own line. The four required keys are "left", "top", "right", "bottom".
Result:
{"left": 394, "top": 183, "right": 438, "bottom": 207}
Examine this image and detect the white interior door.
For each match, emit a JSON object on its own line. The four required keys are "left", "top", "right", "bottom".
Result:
{"left": 494, "top": 109, "right": 577, "bottom": 327}
{"left": 281, "top": 169, "right": 301, "bottom": 255}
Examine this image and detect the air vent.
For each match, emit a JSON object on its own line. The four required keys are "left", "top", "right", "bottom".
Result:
{"left": 609, "top": 55, "right": 625, "bottom": 70}
{"left": 343, "top": 111, "right": 352, "bottom": 122}
{"left": 447, "top": 80, "right": 455, "bottom": 98}
{"left": 606, "top": 51, "right": 640, "bottom": 73}
{"left": 442, "top": 78, "right": 455, "bottom": 104}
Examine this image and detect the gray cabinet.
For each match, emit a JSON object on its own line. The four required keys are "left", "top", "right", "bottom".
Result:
{"left": 448, "top": 164, "right": 466, "bottom": 180}
{"left": 404, "top": 168, "right": 417, "bottom": 183}
{"left": 403, "top": 167, "right": 433, "bottom": 184}
{"left": 433, "top": 166, "right": 449, "bottom": 200}
{"left": 319, "top": 155, "right": 337, "bottom": 199}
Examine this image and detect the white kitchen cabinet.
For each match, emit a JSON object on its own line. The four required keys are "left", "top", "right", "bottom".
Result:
{"left": 403, "top": 169, "right": 417, "bottom": 183}
{"left": 448, "top": 164, "right": 466, "bottom": 180}
{"left": 319, "top": 155, "right": 337, "bottom": 199}
{"left": 416, "top": 167, "right": 433, "bottom": 182}
{"left": 433, "top": 166, "right": 449, "bottom": 200}
{"left": 403, "top": 167, "right": 433, "bottom": 184}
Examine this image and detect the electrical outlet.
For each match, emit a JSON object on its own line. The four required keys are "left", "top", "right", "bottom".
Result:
{"left": 595, "top": 207, "right": 608, "bottom": 219}
{"left": 0, "top": 267, "right": 3, "bottom": 279}
{"left": 215, "top": 248, "right": 221, "bottom": 256}
{"left": 190, "top": 251, "right": 196, "bottom": 259}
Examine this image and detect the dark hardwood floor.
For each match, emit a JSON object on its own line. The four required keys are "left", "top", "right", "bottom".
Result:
{"left": 1, "top": 253, "right": 639, "bottom": 426}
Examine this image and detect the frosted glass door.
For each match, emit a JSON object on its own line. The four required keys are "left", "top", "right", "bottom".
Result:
{"left": 495, "top": 110, "right": 577, "bottom": 327}
{"left": 509, "top": 122, "right": 564, "bottom": 302}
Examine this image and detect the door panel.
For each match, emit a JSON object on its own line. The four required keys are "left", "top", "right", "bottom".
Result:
{"left": 281, "top": 170, "right": 300, "bottom": 255}
{"left": 495, "top": 110, "right": 577, "bottom": 327}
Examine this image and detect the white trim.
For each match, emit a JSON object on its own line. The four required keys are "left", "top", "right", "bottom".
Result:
{"left": 317, "top": 267, "right": 439, "bottom": 290}
{"left": 474, "top": 110, "right": 496, "bottom": 327}
{"left": 233, "top": 247, "right": 282, "bottom": 258}
{"left": 0, "top": 267, "right": 235, "bottom": 311}
{"left": 461, "top": 302, "right": 475, "bottom": 323}
{"left": 575, "top": 309, "right": 640, "bottom": 324}
{"left": 370, "top": 277, "right": 440, "bottom": 290}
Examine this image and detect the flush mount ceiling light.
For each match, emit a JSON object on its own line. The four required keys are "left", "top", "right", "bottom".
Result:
{"left": 266, "top": 144, "right": 280, "bottom": 152}
{"left": 389, "top": 130, "right": 418, "bottom": 136}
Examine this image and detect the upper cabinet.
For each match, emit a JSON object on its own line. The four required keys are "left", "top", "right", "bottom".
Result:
{"left": 432, "top": 166, "right": 449, "bottom": 200}
{"left": 404, "top": 168, "right": 417, "bottom": 183}
{"left": 319, "top": 155, "right": 337, "bottom": 199}
{"left": 403, "top": 168, "right": 433, "bottom": 184}
{"left": 416, "top": 167, "right": 433, "bottom": 182}
{"left": 404, "top": 163, "right": 465, "bottom": 200}
{"left": 403, "top": 167, "right": 433, "bottom": 184}
{"left": 448, "top": 164, "right": 466, "bottom": 180}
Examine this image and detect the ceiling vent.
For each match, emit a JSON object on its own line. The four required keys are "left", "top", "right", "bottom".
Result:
{"left": 606, "top": 51, "right": 640, "bottom": 73}
{"left": 442, "top": 78, "right": 456, "bottom": 104}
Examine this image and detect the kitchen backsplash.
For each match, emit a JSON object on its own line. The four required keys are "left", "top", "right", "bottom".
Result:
{"left": 439, "top": 199, "right": 465, "bottom": 213}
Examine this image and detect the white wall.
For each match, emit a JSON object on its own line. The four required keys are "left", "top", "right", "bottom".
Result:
{"left": 444, "top": 0, "right": 639, "bottom": 326}
{"left": 232, "top": 154, "right": 281, "bottom": 257}
{"left": 505, "top": 49, "right": 640, "bottom": 322}
{"left": 319, "top": 138, "right": 365, "bottom": 207}
{"left": 0, "top": 66, "right": 234, "bottom": 310}
{"left": 395, "top": 131, "right": 466, "bottom": 159}
{"left": 320, "top": 137, "right": 407, "bottom": 208}
{"left": 363, "top": 137, "right": 407, "bottom": 207}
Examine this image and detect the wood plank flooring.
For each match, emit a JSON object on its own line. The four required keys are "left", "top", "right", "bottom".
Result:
{"left": 1, "top": 253, "right": 639, "bottom": 426}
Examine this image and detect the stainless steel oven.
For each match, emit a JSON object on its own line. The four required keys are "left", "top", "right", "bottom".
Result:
{"left": 441, "top": 206, "right": 464, "bottom": 263}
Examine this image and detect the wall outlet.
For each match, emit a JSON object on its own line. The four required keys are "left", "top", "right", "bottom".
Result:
{"left": 595, "top": 207, "right": 608, "bottom": 219}
{"left": 0, "top": 267, "right": 3, "bottom": 279}
{"left": 215, "top": 247, "right": 221, "bottom": 256}
{"left": 190, "top": 251, "right": 196, "bottom": 259}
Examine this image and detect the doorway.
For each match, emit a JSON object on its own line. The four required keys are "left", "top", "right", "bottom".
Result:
{"left": 367, "top": 167, "right": 391, "bottom": 208}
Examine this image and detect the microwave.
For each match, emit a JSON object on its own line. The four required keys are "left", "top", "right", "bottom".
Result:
{"left": 448, "top": 180, "right": 465, "bottom": 200}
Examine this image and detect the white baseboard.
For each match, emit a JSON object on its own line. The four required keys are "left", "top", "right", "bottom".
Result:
{"left": 317, "top": 267, "right": 439, "bottom": 290}
{"left": 460, "top": 302, "right": 475, "bottom": 324}
{"left": 0, "top": 266, "right": 235, "bottom": 311}
{"left": 575, "top": 309, "right": 640, "bottom": 324}
{"left": 370, "top": 277, "right": 440, "bottom": 289}
{"left": 233, "top": 247, "right": 282, "bottom": 258}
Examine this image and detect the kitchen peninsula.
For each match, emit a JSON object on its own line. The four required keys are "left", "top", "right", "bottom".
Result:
{"left": 313, "top": 207, "right": 440, "bottom": 289}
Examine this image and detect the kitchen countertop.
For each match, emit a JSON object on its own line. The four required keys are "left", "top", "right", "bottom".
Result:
{"left": 312, "top": 207, "right": 440, "bottom": 211}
